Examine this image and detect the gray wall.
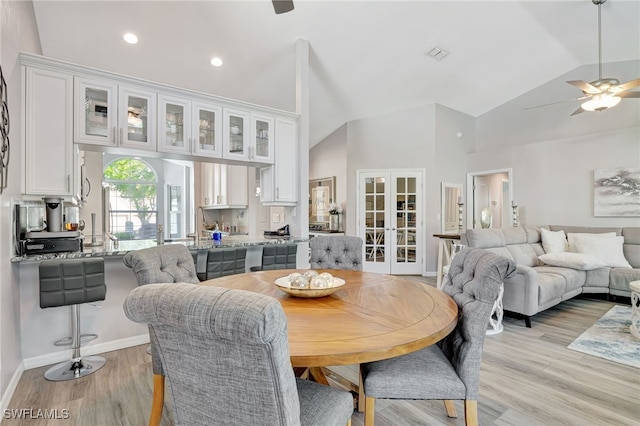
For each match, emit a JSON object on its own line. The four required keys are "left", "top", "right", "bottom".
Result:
{"left": 468, "top": 126, "right": 640, "bottom": 228}
{"left": 309, "top": 124, "right": 347, "bottom": 224}
{"left": 0, "top": 0, "right": 42, "bottom": 405}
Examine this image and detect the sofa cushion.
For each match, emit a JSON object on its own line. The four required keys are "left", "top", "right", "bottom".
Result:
{"left": 507, "top": 244, "right": 541, "bottom": 267}
{"left": 540, "top": 228, "right": 568, "bottom": 253}
{"left": 622, "top": 228, "right": 640, "bottom": 268}
{"left": 534, "top": 266, "right": 585, "bottom": 293}
{"left": 610, "top": 268, "right": 640, "bottom": 293}
{"left": 549, "top": 225, "right": 622, "bottom": 236}
{"left": 502, "top": 227, "right": 527, "bottom": 244}
{"left": 465, "top": 228, "right": 505, "bottom": 249}
{"left": 536, "top": 272, "right": 567, "bottom": 306}
{"left": 538, "top": 252, "right": 607, "bottom": 270}
{"left": 585, "top": 267, "right": 611, "bottom": 288}
{"left": 571, "top": 234, "right": 631, "bottom": 268}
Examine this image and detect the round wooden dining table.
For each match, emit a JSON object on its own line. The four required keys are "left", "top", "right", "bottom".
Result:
{"left": 201, "top": 269, "right": 459, "bottom": 368}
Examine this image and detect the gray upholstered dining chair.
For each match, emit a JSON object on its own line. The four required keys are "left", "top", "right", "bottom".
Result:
{"left": 123, "top": 244, "right": 199, "bottom": 426}
{"left": 309, "top": 236, "right": 363, "bottom": 271}
{"left": 123, "top": 283, "right": 354, "bottom": 426}
{"left": 359, "top": 247, "right": 516, "bottom": 426}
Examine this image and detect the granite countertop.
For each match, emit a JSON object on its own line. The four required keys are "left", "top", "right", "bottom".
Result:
{"left": 12, "top": 235, "right": 308, "bottom": 263}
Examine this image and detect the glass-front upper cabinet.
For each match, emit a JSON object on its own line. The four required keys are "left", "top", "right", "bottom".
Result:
{"left": 251, "top": 114, "right": 275, "bottom": 164}
{"left": 222, "top": 108, "right": 250, "bottom": 161}
{"left": 157, "top": 94, "right": 190, "bottom": 154}
{"left": 192, "top": 101, "right": 222, "bottom": 158}
{"left": 74, "top": 77, "right": 118, "bottom": 146}
{"left": 119, "top": 86, "right": 156, "bottom": 151}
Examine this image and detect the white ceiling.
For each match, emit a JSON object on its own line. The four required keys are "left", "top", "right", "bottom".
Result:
{"left": 31, "top": 0, "right": 640, "bottom": 146}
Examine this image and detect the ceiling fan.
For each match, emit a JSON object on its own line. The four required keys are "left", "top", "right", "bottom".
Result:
{"left": 272, "top": 0, "right": 294, "bottom": 14}
{"left": 528, "top": 0, "right": 639, "bottom": 115}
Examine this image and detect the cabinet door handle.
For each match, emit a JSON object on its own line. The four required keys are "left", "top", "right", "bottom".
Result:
{"left": 276, "top": 187, "right": 279, "bottom": 199}
{"left": 119, "top": 128, "right": 124, "bottom": 145}
{"left": 67, "top": 174, "right": 71, "bottom": 193}
{"left": 112, "top": 126, "right": 117, "bottom": 144}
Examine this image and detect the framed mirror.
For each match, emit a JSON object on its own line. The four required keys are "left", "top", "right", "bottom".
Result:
{"left": 441, "top": 182, "right": 462, "bottom": 234}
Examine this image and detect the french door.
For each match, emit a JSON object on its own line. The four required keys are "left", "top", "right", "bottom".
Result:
{"left": 357, "top": 170, "right": 424, "bottom": 274}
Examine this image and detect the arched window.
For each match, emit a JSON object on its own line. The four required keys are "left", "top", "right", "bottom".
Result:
{"left": 103, "top": 158, "right": 158, "bottom": 240}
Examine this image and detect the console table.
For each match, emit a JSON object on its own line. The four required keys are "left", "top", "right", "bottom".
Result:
{"left": 433, "top": 233, "right": 460, "bottom": 289}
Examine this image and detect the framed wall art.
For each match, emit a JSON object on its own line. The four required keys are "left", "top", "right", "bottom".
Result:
{"left": 594, "top": 167, "right": 640, "bottom": 217}
{"left": 309, "top": 176, "right": 336, "bottom": 227}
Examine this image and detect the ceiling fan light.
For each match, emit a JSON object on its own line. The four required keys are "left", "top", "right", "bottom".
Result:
{"left": 581, "top": 94, "right": 621, "bottom": 112}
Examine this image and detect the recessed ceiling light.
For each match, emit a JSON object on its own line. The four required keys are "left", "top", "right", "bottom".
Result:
{"left": 123, "top": 33, "right": 139, "bottom": 44}
{"left": 210, "top": 57, "right": 223, "bottom": 67}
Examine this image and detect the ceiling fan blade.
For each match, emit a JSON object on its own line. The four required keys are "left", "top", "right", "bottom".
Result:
{"left": 570, "top": 107, "right": 585, "bottom": 116}
{"left": 272, "top": 0, "right": 294, "bottom": 14}
{"left": 614, "top": 78, "right": 640, "bottom": 93}
{"left": 621, "top": 91, "right": 640, "bottom": 98}
{"left": 567, "top": 80, "right": 601, "bottom": 95}
{"left": 524, "top": 95, "right": 591, "bottom": 110}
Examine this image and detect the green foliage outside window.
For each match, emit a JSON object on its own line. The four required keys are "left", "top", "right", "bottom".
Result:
{"left": 103, "top": 158, "right": 157, "bottom": 226}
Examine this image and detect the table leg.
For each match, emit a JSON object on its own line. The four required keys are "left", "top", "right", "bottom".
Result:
{"left": 486, "top": 282, "right": 504, "bottom": 336}
{"left": 436, "top": 239, "right": 445, "bottom": 289}
{"left": 630, "top": 286, "right": 640, "bottom": 339}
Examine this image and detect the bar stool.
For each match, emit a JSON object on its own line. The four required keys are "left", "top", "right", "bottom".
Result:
{"left": 39, "top": 258, "right": 107, "bottom": 381}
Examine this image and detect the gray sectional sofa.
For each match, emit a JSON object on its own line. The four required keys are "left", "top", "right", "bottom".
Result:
{"left": 462, "top": 225, "right": 640, "bottom": 327}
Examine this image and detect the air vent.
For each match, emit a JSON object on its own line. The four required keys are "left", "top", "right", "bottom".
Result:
{"left": 426, "top": 47, "right": 449, "bottom": 61}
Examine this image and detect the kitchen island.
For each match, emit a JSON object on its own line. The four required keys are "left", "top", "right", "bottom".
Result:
{"left": 13, "top": 235, "right": 309, "bottom": 370}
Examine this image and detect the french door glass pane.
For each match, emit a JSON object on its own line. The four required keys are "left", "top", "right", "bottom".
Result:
{"left": 365, "top": 176, "right": 386, "bottom": 263}
{"left": 395, "top": 176, "right": 417, "bottom": 264}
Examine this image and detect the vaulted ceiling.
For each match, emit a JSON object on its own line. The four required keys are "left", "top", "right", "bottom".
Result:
{"left": 32, "top": 1, "right": 640, "bottom": 146}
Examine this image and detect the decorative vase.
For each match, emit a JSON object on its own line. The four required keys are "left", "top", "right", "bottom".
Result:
{"left": 329, "top": 214, "right": 340, "bottom": 231}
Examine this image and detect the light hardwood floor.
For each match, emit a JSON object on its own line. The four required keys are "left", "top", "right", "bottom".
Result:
{"left": 6, "top": 277, "right": 639, "bottom": 425}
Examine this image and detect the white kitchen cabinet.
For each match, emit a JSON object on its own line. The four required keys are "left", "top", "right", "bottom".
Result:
{"left": 24, "top": 67, "right": 78, "bottom": 198}
{"left": 192, "top": 101, "right": 223, "bottom": 159}
{"left": 74, "top": 77, "right": 156, "bottom": 150}
{"left": 118, "top": 85, "right": 156, "bottom": 151}
{"left": 201, "top": 163, "right": 248, "bottom": 209}
{"left": 157, "top": 93, "right": 191, "bottom": 154}
{"left": 260, "top": 117, "right": 298, "bottom": 206}
{"left": 74, "top": 77, "right": 118, "bottom": 146}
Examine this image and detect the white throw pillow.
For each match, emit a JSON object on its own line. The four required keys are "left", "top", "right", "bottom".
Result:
{"left": 538, "top": 252, "right": 607, "bottom": 270}
{"left": 540, "top": 228, "right": 568, "bottom": 253}
{"left": 571, "top": 234, "right": 632, "bottom": 268}
{"left": 567, "top": 232, "right": 616, "bottom": 252}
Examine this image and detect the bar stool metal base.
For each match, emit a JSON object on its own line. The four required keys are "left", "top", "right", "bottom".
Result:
{"left": 44, "top": 355, "right": 106, "bottom": 381}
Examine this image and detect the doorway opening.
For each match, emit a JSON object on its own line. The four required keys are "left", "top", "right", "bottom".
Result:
{"left": 466, "top": 168, "right": 512, "bottom": 229}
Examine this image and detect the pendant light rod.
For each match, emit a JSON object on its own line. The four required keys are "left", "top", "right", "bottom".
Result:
{"left": 593, "top": 0, "right": 607, "bottom": 80}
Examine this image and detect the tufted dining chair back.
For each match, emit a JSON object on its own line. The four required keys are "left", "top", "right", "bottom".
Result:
{"left": 123, "top": 283, "right": 354, "bottom": 426}
{"left": 123, "top": 244, "right": 200, "bottom": 426}
{"left": 360, "top": 247, "right": 516, "bottom": 426}
{"left": 309, "top": 236, "right": 363, "bottom": 271}
{"left": 123, "top": 244, "right": 200, "bottom": 286}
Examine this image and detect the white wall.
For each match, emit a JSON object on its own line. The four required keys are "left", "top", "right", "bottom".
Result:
{"left": 0, "top": 0, "right": 42, "bottom": 407}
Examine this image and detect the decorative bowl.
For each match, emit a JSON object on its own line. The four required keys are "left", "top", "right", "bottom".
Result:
{"left": 274, "top": 276, "right": 346, "bottom": 298}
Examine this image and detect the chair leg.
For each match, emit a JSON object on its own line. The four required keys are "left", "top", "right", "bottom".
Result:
{"left": 464, "top": 400, "right": 478, "bottom": 426}
{"left": 364, "top": 396, "right": 375, "bottom": 426}
{"left": 357, "top": 367, "right": 365, "bottom": 413}
{"left": 443, "top": 400, "right": 457, "bottom": 417}
{"left": 148, "top": 374, "right": 165, "bottom": 426}
{"left": 346, "top": 418, "right": 352, "bottom": 426}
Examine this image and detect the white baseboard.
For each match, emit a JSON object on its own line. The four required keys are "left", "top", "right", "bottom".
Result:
{"left": 424, "top": 271, "right": 437, "bottom": 277}
{"left": 23, "top": 334, "right": 150, "bottom": 370}
{"left": 0, "top": 362, "right": 25, "bottom": 422}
